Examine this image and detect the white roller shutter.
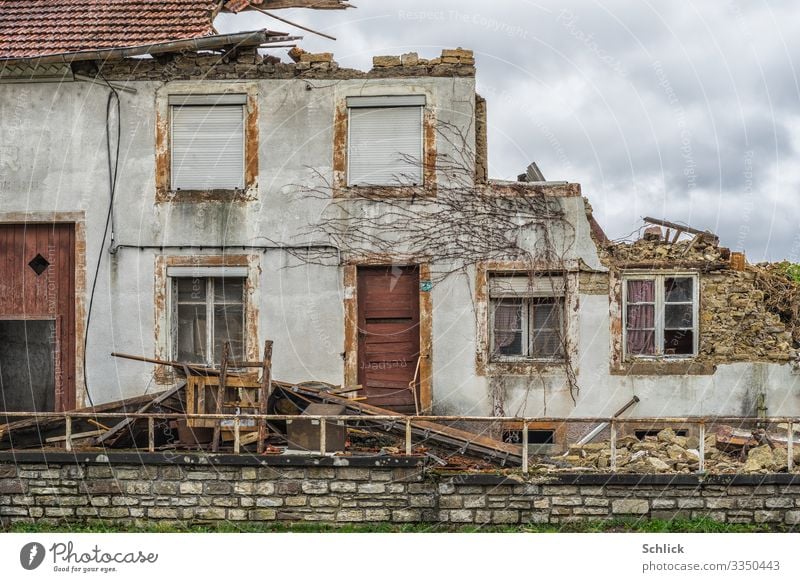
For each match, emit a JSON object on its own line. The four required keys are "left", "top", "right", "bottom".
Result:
{"left": 489, "top": 275, "right": 565, "bottom": 298}
{"left": 348, "top": 105, "right": 423, "bottom": 186}
{"left": 171, "top": 104, "right": 245, "bottom": 190}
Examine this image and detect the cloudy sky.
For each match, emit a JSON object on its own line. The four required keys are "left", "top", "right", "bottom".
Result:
{"left": 219, "top": 1, "right": 799, "bottom": 260}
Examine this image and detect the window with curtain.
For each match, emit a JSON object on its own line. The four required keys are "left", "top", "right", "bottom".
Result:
{"left": 489, "top": 273, "right": 565, "bottom": 361}
{"left": 623, "top": 274, "right": 697, "bottom": 358}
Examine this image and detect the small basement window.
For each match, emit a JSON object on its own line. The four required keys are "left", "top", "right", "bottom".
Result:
{"left": 623, "top": 273, "right": 698, "bottom": 358}
{"left": 170, "top": 94, "right": 246, "bottom": 191}
{"left": 502, "top": 429, "right": 555, "bottom": 445}
{"left": 170, "top": 269, "right": 246, "bottom": 366}
{"left": 347, "top": 95, "right": 425, "bottom": 186}
{"left": 489, "top": 273, "right": 565, "bottom": 361}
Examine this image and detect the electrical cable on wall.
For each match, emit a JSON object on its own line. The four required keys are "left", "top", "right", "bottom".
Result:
{"left": 83, "top": 75, "right": 121, "bottom": 407}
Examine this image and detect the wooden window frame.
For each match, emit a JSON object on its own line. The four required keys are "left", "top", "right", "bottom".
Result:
{"left": 488, "top": 272, "right": 566, "bottom": 364}
{"left": 622, "top": 272, "right": 699, "bottom": 360}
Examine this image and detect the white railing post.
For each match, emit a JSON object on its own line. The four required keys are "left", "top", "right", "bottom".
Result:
{"left": 698, "top": 422, "right": 706, "bottom": 474}
{"left": 148, "top": 417, "right": 155, "bottom": 452}
{"left": 788, "top": 422, "right": 794, "bottom": 473}
{"left": 610, "top": 420, "right": 617, "bottom": 471}
{"left": 405, "top": 418, "right": 412, "bottom": 455}
{"left": 522, "top": 421, "right": 529, "bottom": 475}
{"left": 319, "top": 417, "right": 327, "bottom": 455}
{"left": 65, "top": 416, "right": 72, "bottom": 452}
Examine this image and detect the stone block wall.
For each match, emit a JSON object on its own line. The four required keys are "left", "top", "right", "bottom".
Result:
{"left": 2, "top": 453, "right": 800, "bottom": 528}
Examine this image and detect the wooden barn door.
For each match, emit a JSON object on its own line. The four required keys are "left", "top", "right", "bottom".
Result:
{"left": 357, "top": 266, "right": 420, "bottom": 413}
{"left": 0, "top": 224, "right": 75, "bottom": 412}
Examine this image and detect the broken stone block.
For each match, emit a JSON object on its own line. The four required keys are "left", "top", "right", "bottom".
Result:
{"left": 657, "top": 428, "right": 676, "bottom": 443}
{"left": 743, "top": 445, "right": 779, "bottom": 472}
{"left": 373, "top": 55, "right": 402, "bottom": 67}
{"left": 646, "top": 457, "right": 671, "bottom": 472}
{"left": 401, "top": 52, "right": 419, "bottom": 66}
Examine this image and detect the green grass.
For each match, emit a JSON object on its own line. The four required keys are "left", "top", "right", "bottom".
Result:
{"left": 1, "top": 517, "right": 783, "bottom": 534}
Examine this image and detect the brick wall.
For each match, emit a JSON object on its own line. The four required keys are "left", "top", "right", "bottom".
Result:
{"left": 2, "top": 453, "right": 800, "bottom": 527}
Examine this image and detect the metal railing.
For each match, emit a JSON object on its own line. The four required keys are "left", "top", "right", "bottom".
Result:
{"left": 1, "top": 412, "right": 797, "bottom": 474}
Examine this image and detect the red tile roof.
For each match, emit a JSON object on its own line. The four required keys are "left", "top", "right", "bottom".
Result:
{"left": 0, "top": 0, "right": 217, "bottom": 59}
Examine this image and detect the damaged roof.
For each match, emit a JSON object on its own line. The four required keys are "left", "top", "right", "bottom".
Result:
{"left": 0, "top": 0, "right": 350, "bottom": 60}
{"left": 0, "top": 0, "right": 217, "bottom": 59}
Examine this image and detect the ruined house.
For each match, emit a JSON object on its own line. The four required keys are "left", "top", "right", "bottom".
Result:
{"left": 1, "top": 0, "right": 799, "bottom": 452}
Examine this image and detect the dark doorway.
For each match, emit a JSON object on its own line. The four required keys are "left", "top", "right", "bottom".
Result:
{"left": 357, "top": 266, "right": 421, "bottom": 413}
{"left": 0, "top": 319, "right": 56, "bottom": 413}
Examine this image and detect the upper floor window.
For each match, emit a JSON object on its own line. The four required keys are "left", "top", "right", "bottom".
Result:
{"left": 170, "top": 94, "right": 246, "bottom": 191}
{"left": 489, "top": 273, "right": 565, "bottom": 361}
{"left": 347, "top": 95, "right": 425, "bottom": 187}
{"left": 623, "top": 273, "right": 698, "bottom": 358}
{"left": 169, "top": 268, "right": 246, "bottom": 366}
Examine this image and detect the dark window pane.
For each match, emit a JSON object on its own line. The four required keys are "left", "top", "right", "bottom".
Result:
{"left": 627, "top": 279, "right": 654, "bottom": 302}
{"left": 176, "top": 304, "right": 207, "bottom": 362}
{"left": 176, "top": 277, "right": 206, "bottom": 303}
{"left": 492, "top": 299, "right": 524, "bottom": 356}
{"left": 213, "top": 278, "right": 244, "bottom": 303}
{"left": 665, "top": 304, "right": 693, "bottom": 328}
{"left": 626, "top": 304, "right": 655, "bottom": 329}
{"left": 664, "top": 277, "right": 693, "bottom": 302}
{"left": 664, "top": 329, "right": 694, "bottom": 355}
{"left": 213, "top": 304, "right": 244, "bottom": 362}
{"left": 626, "top": 330, "right": 655, "bottom": 355}
{"left": 532, "top": 301, "right": 560, "bottom": 331}
{"left": 532, "top": 330, "right": 562, "bottom": 358}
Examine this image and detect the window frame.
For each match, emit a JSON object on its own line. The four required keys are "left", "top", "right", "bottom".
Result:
{"left": 154, "top": 84, "right": 259, "bottom": 203}
{"left": 170, "top": 275, "right": 246, "bottom": 367}
{"left": 488, "top": 274, "right": 566, "bottom": 363}
{"left": 621, "top": 272, "right": 699, "bottom": 359}
{"left": 345, "top": 95, "right": 426, "bottom": 188}
{"left": 169, "top": 95, "right": 247, "bottom": 192}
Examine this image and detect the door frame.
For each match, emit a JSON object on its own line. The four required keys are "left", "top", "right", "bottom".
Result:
{"left": 343, "top": 261, "right": 433, "bottom": 413}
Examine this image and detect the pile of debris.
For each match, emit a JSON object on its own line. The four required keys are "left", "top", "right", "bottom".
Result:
{"left": 541, "top": 427, "right": 800, "bottom": 474}
{"left": 751, "top": 261, "right": 800, "bottom": 345}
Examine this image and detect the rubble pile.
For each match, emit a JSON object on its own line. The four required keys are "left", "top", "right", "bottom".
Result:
{"left": 539, "top": 428, "right": 800, "bottom": 474}
{"left": 606, "top": 235, "right": 727, "bottom": 265}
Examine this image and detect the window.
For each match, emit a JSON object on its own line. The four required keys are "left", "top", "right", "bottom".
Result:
{"left": 171, "top": 273, "right": 246, "bottom": 366}
{"left": 489, "top": 273, "right": 565, "bottom": 361}
{"left": 623, "top": 274, "right": 698, "bottom": 358}
{"left": 170, "top": 94, "right": 246, "bottom": 190}
{"left": 347, "top": 95, "right": 425, "bottom": 186}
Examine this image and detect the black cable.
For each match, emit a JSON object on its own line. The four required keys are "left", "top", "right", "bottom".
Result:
{"left": 83, "top": 76, "right": 121, "bottom": 407}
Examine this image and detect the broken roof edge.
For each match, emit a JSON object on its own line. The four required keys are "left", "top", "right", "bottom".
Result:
{"left": 219, "top": 0, "right": 352, "bottom": 13}
{"left": 486, "top": 180, "right": 581, "bottom": 198}
{"left": 0, "top": 30, "right": 299, "bottom": 66}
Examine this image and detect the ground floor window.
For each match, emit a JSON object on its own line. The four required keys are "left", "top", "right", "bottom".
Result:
{"left": 623, "top": 273, "right": 698, "bottom": 358}
{"left": 172, "top": 276, "right": 245, "bottom": 365}
{"left": 489, "top": 273, "right": 565, "bottom": 361}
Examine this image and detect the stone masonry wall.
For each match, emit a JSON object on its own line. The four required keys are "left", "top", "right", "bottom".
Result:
{"left": 2, "top": 454, "right": 800, "bottom": 528}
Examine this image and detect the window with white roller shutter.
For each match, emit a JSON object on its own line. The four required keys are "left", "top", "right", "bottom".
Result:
{"left": 170, "top": 94, "right": 246, "bottom": 191}
{"left": 347, "top": 95, "right": 425, "bottom": 186}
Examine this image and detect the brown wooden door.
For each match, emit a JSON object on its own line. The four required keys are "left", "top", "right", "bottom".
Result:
{"left": 357, "top": 266, "right": 420, "bottom": 413}
{"left": 0, "top": 224, "right": 75, "bottom": 412}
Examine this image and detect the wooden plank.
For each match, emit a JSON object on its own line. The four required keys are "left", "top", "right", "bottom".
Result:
{"left": 257, "top": 340, "right": 273, "bottom": 454}
{"left": 212, "top": 343, "right": 230, "bottom": 453}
